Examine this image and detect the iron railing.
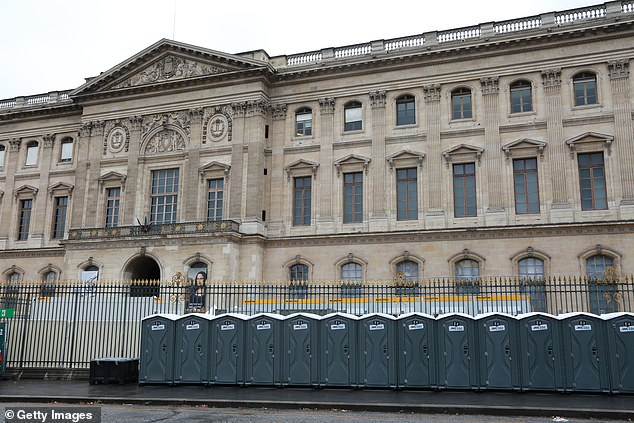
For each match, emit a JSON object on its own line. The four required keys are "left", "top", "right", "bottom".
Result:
{"left": 1, "top": 275, "right": 632, "bottom": 370}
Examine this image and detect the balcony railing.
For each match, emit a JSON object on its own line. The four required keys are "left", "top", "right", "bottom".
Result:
{"left": 67, "top": 220, "right": 241, "bottom": 240}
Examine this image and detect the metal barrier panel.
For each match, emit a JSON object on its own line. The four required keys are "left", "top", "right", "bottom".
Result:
{"left": 358, "top": 313, "right": 397, "bottom": 388}
{"left": 436, "top": 313, "right": 478, "bottom": 390}
{"left": 396, "top": 313, "right": 436, "bottom": 389}
{"left": 602, "top": 312, "right": 634, "bottom": 393}
{"left": 209, "top": 314, "right": 247, "bottom": 385}
{"left": 559, "top": 312, "right": 610, "bottom": 392}
{"left": 245, "top": 313, "right": 283, "bottom": 386}
{"left": 320, "top": 313, "right": 358, "bottom": 387}
{"left": 517, "top": 312, "right": 564, "bottom": 391}
{"left": 139, "top": 314, "right": 178, "bottom": 384}
{"left": 173, "top": 314, "right": 211, "bottom": 384}
{"left": 282, "top": 313, "right": 320, "bottom": 387}
{"left": 0, "top": 322, "right": 6, "bottom": 375}
{"left": 475, "top": 313, "right": 520, "bottom": 390}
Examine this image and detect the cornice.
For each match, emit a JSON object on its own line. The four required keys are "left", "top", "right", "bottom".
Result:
{"left": 498, "top": 121, "right": 548, "bottom": 134}
{"left": 562, "top": 113, "right": 615, "bottom": 127}
{"left": 0, "top": 247, "right": 65, "bottom": 259}
{"left": 283, "top": 144, "right": 321, "bottom": 154}
{"left": 0, "top": 104, "right": 82, "bottom": 123}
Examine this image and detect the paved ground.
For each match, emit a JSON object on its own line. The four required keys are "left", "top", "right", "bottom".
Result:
{"left": 0, "top": 380, "right": 632, "bottom": 420}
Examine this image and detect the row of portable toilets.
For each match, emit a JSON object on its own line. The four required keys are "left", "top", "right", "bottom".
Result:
{"left": 139, "top": 311, "right": 634, "bottom": 393}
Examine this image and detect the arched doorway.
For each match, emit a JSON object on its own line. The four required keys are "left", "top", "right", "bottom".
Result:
{"left": 123, "top": 255, "right": 161, "bottom": 297}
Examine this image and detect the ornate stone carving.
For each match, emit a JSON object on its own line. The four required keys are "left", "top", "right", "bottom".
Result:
{"left": 423, "top": 84, "right": 441, "bottom": 102}
{"left": 129, "top": 116, "right": 144, "bottom": 131}
{"left": 106, "top": 127, "right": 128, "bottom": 153}
{"left": 189, "top": 108, "right": 204, "bottom": 123}
{"left": 8, "top": 139, "right": 21, "bottom": 152}
{"left": 541, "top": 68, "right": 562, "bottom": 90}
{"left": 113, "top": 55, "right": 227, "bottom": 88}
{"left": 271, "top": 103, "right": 287, "bottom": 120}
{"left": 91, "top": 121, "right": 106, "bottom": 136}
{"left": 143, "top": 129, "right": 185, "bottom": 154}
{"left": 247, "top": 99, "right": 269, "bottom": 116}
{"left": 231, "top": 101, "right": 248, "bottom": 118}
{"left": 203, "top": 106, "right": 232, "bottom": 144}
{"left": 369, "top": 90, "right": 387, "bottom": 108}
{"left": 319, "top": 97, "right": 336, "bottom": 114}
{"left": 608, "top": 59, "right": 630, "bottom": 80}
{"left": 42, "top": 134, "right": 55, "bottom": 148}
{"left": 80, "top": 123, "right": 92, "bottom": 137}
{"left": 480, "top": 77, "right": 499, "bottom": 95}
{"left": 143, "top": 112, "right": 191, "bottom": 137}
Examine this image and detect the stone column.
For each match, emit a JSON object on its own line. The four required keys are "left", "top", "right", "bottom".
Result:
{"left": 369, "top": 90, "right": 388, "bottom": 231}
{"left": 608, "top": 59, "right": 634, "bottom": 216}
{"left": 267, "top": 103, "right": 287, "bottom": 235}
{"left": 0, "top": 139, "right": 21, "bottom": 245}
{"left": 542, "top": 68, "right": 572, "bottom": 221}
{"left": 317, "top": 97, "right": 335, "bottom": 233}
{"left": 31, "top": 134, "right": 55, "bottom": 243}
{"left": 423, "top": 84, "right": 445, "bottom": 228}
{"left": 480, "top": 77, "right": 506, "bottom": 224}
{"left": 184, "top": 108, "right": 203, "bottom": 221}
{"left": 123, "top": 116, "right": 143, "bottom": 225}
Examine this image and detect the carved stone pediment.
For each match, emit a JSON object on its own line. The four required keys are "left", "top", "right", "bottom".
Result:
{"left": 334, "top": 154, "right": 371, "bottom": 175}
{"left": 565, "top": 132, "right": 614, "bottom": 157}
{"left": 386, "top": 150, "right": 425, "bottom": 170}
{"left": 47, "top": 182, "right": 74, "bottom": 198}
{"left": 442, "top": 144, "right": 483, "bottom": 167}
{"left": 98, "top": 171, "right": 127, "bottom": 189}
{"left": 285, "top": 159, "right": 319, "bottom": 181}
{"left": 199, "top": 161, "right": 231, "bottom": 181}
{"left": 14, "top": 185, "right": 38, "bottom": 199}
{"left": 502, "top": 138, "right": 547, "bottom": 160}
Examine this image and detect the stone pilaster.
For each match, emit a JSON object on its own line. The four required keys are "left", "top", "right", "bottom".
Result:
{"left": 369, "top": 90, "right": 388, "bottom": 231}
{"left": 268, "top": 103, "right": 287, "bottom": 235}
{"left": 317, "top": 97, "right": 335, "bottom": 232}
{"left": 84, "top": 121, "right": 105, "bottom": 227}
{"left": 121, "top": 116, "right": 142, "bottom": 225}
{"left": 423, "top": 84, "right": 445, "bottom": 227}
{"left": 185, "top": 108, "right": 203, "bottom": 221}
{"left": 228, "top": 102, "right": 246, "bottom": 221}
{"left": 0, "top": 139, "right": 21, "bottom": 243}
{"left": 31, "top": 134, "right": 55, "bottom": 242}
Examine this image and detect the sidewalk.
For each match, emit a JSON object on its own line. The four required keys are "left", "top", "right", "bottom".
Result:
{"left": 0, "top": 379, "right": 633, "bottom": 420}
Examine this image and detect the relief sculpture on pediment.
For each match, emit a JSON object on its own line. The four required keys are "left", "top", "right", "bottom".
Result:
{"left": 113, "top": 55, "right": 226, "bottom": 88}
{"left": 144, "top": 129, "right": 185, "bottom": 154}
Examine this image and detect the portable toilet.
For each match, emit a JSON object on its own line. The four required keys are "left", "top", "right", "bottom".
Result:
{"left": 475, "top": 312, "right": 520, "bottom": 390}
{"left": 396, "top": 312, "right": 437, "bottom": 389}
{"left": 602, "top": 312, "right": 634, "bottom": 393}
{"left": 559, "top": 312, "right": 610, "bottom": 392}
{"left": 208, "top": 313, "right": 248, "bottom": 385}
{"left": 282, "top": 313, "right": 321, "bottom": 387}
{"left": 244, "top": 313, "right": 283, "bottom": 386}
{"left": 173, "top": 313, "right": 213, "bottom": 384}
{"left": 139, "top": 314, "right": 179, "bottom": 384}
{"left": 320, "top": 312, "right": 359, "bottom": 387}
{"left": 358, "top": 313, "right": 397, "bottom": 388}
{"left": 516, "top": 312, "right": 564, "bottom": 391}
{"left": 436, "top": 313, "right": 478, "bottom": 390}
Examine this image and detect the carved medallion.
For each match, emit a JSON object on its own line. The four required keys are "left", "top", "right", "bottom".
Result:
{"left": 207, "top": 114, "right": 228, "bottom": 142}
{"left": 108, "top": 128, "right": 127, "bottom": 153}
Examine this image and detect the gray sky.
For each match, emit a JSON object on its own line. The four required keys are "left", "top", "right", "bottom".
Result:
{"left": 0, "top": 0, "right": 599, "bottom": 99}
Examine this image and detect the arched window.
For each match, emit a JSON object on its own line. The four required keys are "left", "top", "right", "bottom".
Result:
{"left": 188, "top": 261, "right": 208, "bottom": 282}
{"left": 0, "top": 144, "right": 5, "bottom": 168}
{"left": 344, "top": 101, "right": 362, "bottom": 131}
{"left": 510, "top": 80, "right": 532, "bottom": 113}
{"left": 41, "top": 271, "right": 58, "bottom": 297}
{"left": 396, "top": 95, "right": 415, "bottom": 126}
{"left": 519, "top": 257, "right": 546, "bottom": 313}
{"left": 342, "top": 262, "right": 362, "bottom": 282}
{"left": 573, "top": 72, "right": 597, "bottom": 106}
{"left": 295, "top": 107, "right": 312, "bottom": 136}
{"left": 586, "top": 254, "right": 613, "bottom": 280}
{"left": 8, "top": 272, "right": 21, "bottom": 282}
{"left": 289, "top": 263, "right": 309, "bottom": 282}
{"left": 25, "top": 141, "right": 39, "bottom": 166}
{"left": 451, "top": 88, "right": 472, "bottom": 120}
{"left": 60, "top": 137, "right": 74, "bottom": 162}
{"left": 455, "top": 259, "right": 479, "bottom": 294}
{"left": 586, "top": 254, "right": 618, "bottom": 314}
{"left": 519, "top": 257, "right": 544, "bottom": 281}
{"left": 396, "top": 260, "right": 419, "bottom": 283}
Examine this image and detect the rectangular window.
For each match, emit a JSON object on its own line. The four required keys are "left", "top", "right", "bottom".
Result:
{"left": 396, "top": 167, "right": 418, "bottom": 220}
{"left": 51, "top": 196, "right": 68, "bottom": 239}
{"left": 207, "top": 178, "right": 224, "bottom": 222}
{"left": 105, "top": 187, "right": 121, "bottom": 228}
{"left": 452, "top": 89, "right": 472, "bottom": 119}
{"left": 293, "top": 176, "right": 312, "bottom": 226}
{"left": 453, "top": 163, "right": 476, "bottom": 217}
{"left": 396, "top": 96, "right": 416, "bottom": 126}
{"left": 151, "top": 168, "right": 179, "bottom": 224}
{"left": 574, "top": 73, "right": 598, "bottom": 106}
{"left": 578, "top": 152, "right": 607, "bottom": 210}
{"left": 60, "top": 140, "right": 73, "bottom": 162}
{"left": 344, "top": 104, "right": 362, "bottom": 131}
{"left": 343, "top": 172, "right": 363, "bottom": 223}
{"left": 25, "top": 143, "right": 38, "bottom": 166}
{"left": 510, "top": 82, "right": 532, "bottom": 113}
{"left": 295, "top": 112, "right": 312, "bottom": 136}
{"left": 18, "top": 199, "right": 32, "bottom": 240}
{"left": 513, "top": 158, "right": 540, "bottom": 214}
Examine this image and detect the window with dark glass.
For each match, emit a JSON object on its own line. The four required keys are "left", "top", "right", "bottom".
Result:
{"left": 151, "top": 168, "right": 179, "bottom": 224}
{"left": 60, "top": 138, "right": 73, "bottom": 162}
{"left": 578, "top": 152, "right": 607, "bottom": 210}
{"left": 451, "top": 88, "right": 472, "bottom": 120}
{"left": 453, "top": 163, "right": 476, "bottom": 217}
{"left": 51, "top": 196, "right": 68, "bottom": 239}
{"left": 513, "top": 158, "right": 540, "bottom": 214}
{"left": 396, "top": 167, "right": 417, "bottom": 221}
{"left": 573, "top": 72, "right": 598, "bottom": 106}
{"left": 343, "top": 172, "right": 363, "bottom": 223}
{"left": 510, "top": 80, "right": 532, "bottom": 113}
{"left": 105, "top": 187, "right": 120, "bottom": 228}
{"left": 455, "top": 259, "right": 480, "bottom": 294}
{"left": 396, "top": 260, "right": 419, "bottom": 283}
{"left": 41, "top": 271, "right": 58, "bottom": 297}
{"left": 344, "top": 101, "right": 362, "bottom": 131}
{"left": 586, "top": 254, "right": 618, "bottom": 314}
{"left": 293, "top": 176, "right": 311, "bottom": 226}
{"left": 396, "top": 95, "right": 416, "bottom": 126}
{"left": 290, "top": 263, "right": 309, "bottom": 282}
{"left": 587, "top": 254, "right": 613, "bottom": 280}
{"left": 342, "top": 262, "right": 362, "bottom": 282}
{"left": 295, "top": 107, "right": 313, "bottom": 136}
{"left": 25, "top": 141, "right": 38, "bottom": 166}
{"left": 519, "top": 257, "right": 547, "bottom": 312}
{"left": 207, "top": 178, "right": 224, "bottom": 222}
{"left": 0, "top": 144, "right": 5, "bottom": 168}
{"left": 18, "top": 199, "right": 32, "bottom": 240}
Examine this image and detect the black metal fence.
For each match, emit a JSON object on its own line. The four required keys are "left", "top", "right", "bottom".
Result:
{"left": 1, "top": 275, "right": 632, "bottom": 370}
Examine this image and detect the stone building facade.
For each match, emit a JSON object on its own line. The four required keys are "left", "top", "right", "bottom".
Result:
{"left": 1, "top": 1, "right": 634, "bottom": 286}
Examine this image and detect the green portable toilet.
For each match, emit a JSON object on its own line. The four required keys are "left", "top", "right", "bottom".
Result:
{"left": 517, "top": 312, "right": 564, "bottom": 391}
{"left": 245, "top": 313, "right": 283, "bottom": 386}
{"left": 209, "top": 313, "right": 248, "bottom": 385}
{"left": 602, "top": 312, "right": 634, "bottom": 393}
{"left": 475, "top": 312, "right": 520, "bottom": 391}
{"left": 139, "top": 314, "right": 179, "bottom": 384}
{"left": 282, "top": 313, "right": 321, "bottom": 387}
{"left": 358, "top": 313, "right": 397, "bottom": 389}
{"left": 396, "top": 312, "right": 436, "bottom": 389}
{"left": 320, "top": 312, "right": 359, "bottom": 387}
{"left": 174, "top": 313, "right": 213, "bottom": 384}
{"left": 436, "top": 313, "right": 478, "bottom": 390}
{"left": 559, "top": 312, "right": 610, "bottom": 392}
